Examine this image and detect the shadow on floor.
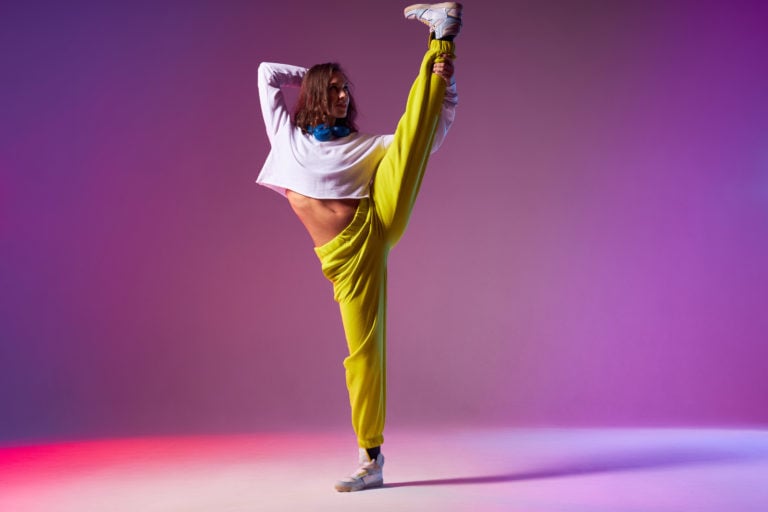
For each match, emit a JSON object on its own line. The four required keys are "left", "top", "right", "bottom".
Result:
{"left": 385, "top": 443, "right": 768, "bottom": 488}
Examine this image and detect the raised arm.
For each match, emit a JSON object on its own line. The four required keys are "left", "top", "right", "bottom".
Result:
{"left": 430, "top": 56, "right": 458, "bottom": 153}
{"left": 257, "top": 62, "right": 306, "bottom": 142}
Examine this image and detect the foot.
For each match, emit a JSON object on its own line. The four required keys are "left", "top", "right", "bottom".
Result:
{"left": 404, "top": 2, "right": 463, "bottom": 40}
{"left": 334, "top": 448, "right": 384, "bottom": 492}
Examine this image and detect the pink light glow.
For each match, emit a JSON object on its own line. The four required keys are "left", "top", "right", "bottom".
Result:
{"left": 1, "top": 1, "right": 767, "bottom": 446}
{"left": 1, "top": 429, "right": 767, "bottom": 511}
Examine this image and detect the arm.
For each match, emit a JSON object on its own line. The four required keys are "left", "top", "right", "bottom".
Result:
{"left": 430, "top": 57, "right": 458, "bottom": 153}
{"left": 257, "top": 62, "right": 306, "bottom": 142}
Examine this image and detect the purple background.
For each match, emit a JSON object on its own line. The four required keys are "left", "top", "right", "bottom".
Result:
{"left": 2, "top": 1, "right": 767, "bottom": 444}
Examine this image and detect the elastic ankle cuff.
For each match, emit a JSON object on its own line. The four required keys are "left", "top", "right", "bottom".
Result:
{"left": 429, "top": 37, "right": 456, "bottom": 58}
{"left": 358, "top": 435, "right": 384, "bottom": 449}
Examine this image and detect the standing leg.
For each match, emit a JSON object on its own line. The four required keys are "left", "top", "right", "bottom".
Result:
{"left": 338, "top": 255, "right": 387, "bottom": 450}
{"left": 314, "top": 200, "right": 388, "bottom": 449}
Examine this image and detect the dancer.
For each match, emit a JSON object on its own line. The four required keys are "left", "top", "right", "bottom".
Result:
{"left": 256, "top": 3, "right": 462, "bottom": 492}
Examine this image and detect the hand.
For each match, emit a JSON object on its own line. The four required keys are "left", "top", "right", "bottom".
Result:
{"left": 432, "top": 54, "right": 455, "bottom": 85}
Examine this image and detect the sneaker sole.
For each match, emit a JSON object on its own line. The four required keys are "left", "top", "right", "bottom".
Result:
{"left": 403, "top": 2, "right": 463, "bottom": 18}
{"left": 334, "top": 479, "right": 384, "bottom": 492}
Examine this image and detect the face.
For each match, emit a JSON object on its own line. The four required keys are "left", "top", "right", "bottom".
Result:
{"left": 327, "top": 71, "right": 349, "bottom": 120}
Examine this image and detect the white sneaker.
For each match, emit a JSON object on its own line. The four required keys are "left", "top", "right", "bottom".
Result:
{"left": 334, "top": 448, "right": 384, "bottom": 492}
{"left": 404, "top": 2, "right": 463, "bottom": 40}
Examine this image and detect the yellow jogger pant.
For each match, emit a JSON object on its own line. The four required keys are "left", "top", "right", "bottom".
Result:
{"left": 314, "top": 39, "right": 455, "bottom": 448}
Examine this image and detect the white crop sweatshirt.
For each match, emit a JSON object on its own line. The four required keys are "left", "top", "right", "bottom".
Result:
{"left": 256, "top": 62, "right": 458, "bottom": 199}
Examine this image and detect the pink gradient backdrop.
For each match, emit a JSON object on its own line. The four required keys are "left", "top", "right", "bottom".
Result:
{"left": 2, "top": 1, "right": 767, "bottom": 444}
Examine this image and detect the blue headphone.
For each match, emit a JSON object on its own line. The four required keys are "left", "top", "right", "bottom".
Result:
{"left": 308, "top": 123, "right": 351, "bottom": 141}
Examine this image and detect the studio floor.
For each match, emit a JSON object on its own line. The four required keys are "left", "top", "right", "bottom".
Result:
{"left": 1, "top": 426, "right": 767, "bottom": 511}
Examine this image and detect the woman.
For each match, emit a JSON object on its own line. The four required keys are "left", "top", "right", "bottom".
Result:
{"left": 256, "top": 3, "right": 462, "bottom": 492}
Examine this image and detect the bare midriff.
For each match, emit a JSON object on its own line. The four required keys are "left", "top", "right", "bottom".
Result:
{"left": 286, "top": 190, "right": 360, "bottom": 247}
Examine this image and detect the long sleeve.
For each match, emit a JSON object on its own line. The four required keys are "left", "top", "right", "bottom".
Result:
{"left": 430, "top": 80, "right": 458, "bottom": 153}
{"left": 257, "top": 62, "right": 306, "bottom": 143}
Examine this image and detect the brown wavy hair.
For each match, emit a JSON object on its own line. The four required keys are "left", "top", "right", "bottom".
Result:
{"left": 293, "top": 62, "right": 358, "bottom": 134}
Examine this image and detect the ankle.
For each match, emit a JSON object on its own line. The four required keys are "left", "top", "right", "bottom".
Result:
{"left": 365, "top": 446, "right": 381, "bottom": 460}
